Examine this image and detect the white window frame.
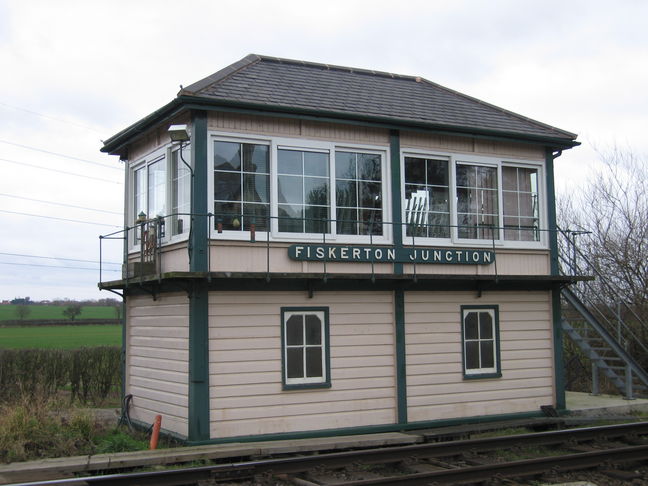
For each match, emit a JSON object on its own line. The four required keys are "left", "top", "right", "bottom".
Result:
{"left": 127, "top": 144, "right": 192, "bottom": 252}
{"left": 461, "top": 306, "right": 500, "bottom": 378}
{"left": 208, "top": 132, "right": 391, "bottom": 244}
{"left": 281, "top": 308, "right": 329, "bottom": 388}
{"left": 401, "top": 149, "right": 547, "bottom": 249}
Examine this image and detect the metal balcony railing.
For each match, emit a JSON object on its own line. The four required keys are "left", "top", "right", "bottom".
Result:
{"left": 99, "top": 211, "right": 558, "bottom": 287}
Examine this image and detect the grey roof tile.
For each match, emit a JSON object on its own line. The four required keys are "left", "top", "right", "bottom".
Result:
{"left": 182, "top": 55, "right": 576, "bottom": 142}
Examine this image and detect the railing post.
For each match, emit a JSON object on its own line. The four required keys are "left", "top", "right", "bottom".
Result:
{"left": 625, "top": 365, "right": 635, "bottom": 400}
{"left": 591, "top": 361, "right": 600, "bottom": 396}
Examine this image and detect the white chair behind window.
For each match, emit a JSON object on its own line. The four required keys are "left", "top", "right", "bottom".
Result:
{"left": 406, "top": 190, "right": 429, "bottom": 227}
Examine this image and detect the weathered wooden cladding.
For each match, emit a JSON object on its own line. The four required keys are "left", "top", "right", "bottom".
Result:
{"left": 207, "top": 291, "right": 396, "bottom": 438}
{"left": 405, "top": 291, "right": 554, "bottom": 423}
{"left": 127, "top": 293, "right": 189, "bottom": 437}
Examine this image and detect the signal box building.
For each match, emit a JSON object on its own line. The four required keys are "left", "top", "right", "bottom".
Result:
{"left": 100, "top": 55, "right": 579, "bottom": 443}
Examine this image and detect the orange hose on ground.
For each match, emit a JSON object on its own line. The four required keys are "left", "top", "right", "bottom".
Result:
{"left": 149, "top": 414, "right": 162, "bottom": 450}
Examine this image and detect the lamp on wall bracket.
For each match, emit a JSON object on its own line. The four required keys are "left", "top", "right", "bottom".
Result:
{"left": 168, "top": 124, "right": 193, "bottom": 176}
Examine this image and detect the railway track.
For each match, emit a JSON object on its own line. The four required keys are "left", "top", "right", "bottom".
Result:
{"left": 8, "top": 421, "right": 648, "bottom": 486}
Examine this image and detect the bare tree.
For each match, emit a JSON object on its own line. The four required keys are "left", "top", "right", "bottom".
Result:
{"left": 62, "top": 303, "right": 83, "bottom": 321}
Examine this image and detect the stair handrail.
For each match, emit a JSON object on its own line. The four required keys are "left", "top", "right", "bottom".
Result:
{"left": 558, "top": 227, "right": 648, "bottom": 357}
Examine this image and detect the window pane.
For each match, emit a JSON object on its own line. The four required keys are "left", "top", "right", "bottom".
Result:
{"left": 465, "top": 341, "right": 479, "bottom": 369}
{"left": 479, "top": 312, "right": 493, "bottom": 339}
{"left": 242, "top": 203, "right": 269, "bottom": 231}
{"left": 214, "top": 171, "right": 241, "bottom": 202}
{"left": 405, "top": 157, "right": 425, "bottom": 184}
{"left": 335, "top": 151, "right": 356, "bottom": 179}
{"left": 427, "top": 159, "right": 448, "bottom": 186}
{"left": 306, "top": 348, "right": 323, "bottom": 377}
{"left": 278, "top": 149, "right": 302, "bottom": 174}
{"left": 358, "top": 153, "right": 381, "bottom": 181}
{"left": 286, "top": 315, "right": 303, "bottom": 345}
{"left": 456, "top": 165, "right": 475, "bottom": 187}
{"left": 336, "top": 180, "right": 357, "bottom": 207}
{"left": 278, "top": 175, "right": 303, "bottom": 205}
{"left": 304, "top": 177, "right": 329, "bottom": 205}
{"left": 502, "top": 166, "right": 518, "bottom": 190}
{"left": 337, "top": 208, "right": 357, "bottom": 234}
{"left": 305, "top": 314, "right": 322, "bottom": 345}
{"left": 243, "top": 144, "right": 268, "bottom": 173}
{"left": 243, "top": 174, "right": 269, "bottom": 203}
{"left": 278, "top": 204, "right": 303, "bottom": 232}
{"left": 286, "top": 348, "right": 304, "bottom": 378}
{"left": 304, "top": 206, "right": 329, "bottom": 233}
{"left": 480, "top": 341, "right": 495, "bottom": 368}
{"left": 360, "top": 209, "right": 383, "bottom": 235}
{"left": 214, "top": 141, "right": 241, "bottom": 171}
{"left": 464, "top": 312, "right": 478, "bottom": 339}
{"left": 359, "top": 181, "right": 381, "bottom": 208}
{"left": 304, "top": 152, "right": 328, "bottom": 177}
{"left": 477, "top": 166, "right": 497, "bottom": 189}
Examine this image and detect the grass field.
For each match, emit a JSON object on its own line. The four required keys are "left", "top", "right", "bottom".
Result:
{"left": 0, "top": 304, "right": 117, "bottom": 321}
{"left": 0, "top": 324, "right": 122, "bottom": 349}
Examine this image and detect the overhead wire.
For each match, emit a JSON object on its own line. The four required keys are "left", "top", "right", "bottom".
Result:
{"left": 0, "top": 209, "right": 121, "bottom": 228}
{"left": 0, "top": 157, "right": 122, "bottom": 184}
{"left": 0, "top": 251, "right": 121, "bottom": 266}
{"left": 0, "top": 261, "right": 120, "bottom": 271}
{"left": 0, "top": 139, "right": 121, "bottom": 170}
{"left": 0, "top": 193, "right": 122, "bottom": 215}
{"left": 0, "top": 101, "right": 104, "bottom": 134}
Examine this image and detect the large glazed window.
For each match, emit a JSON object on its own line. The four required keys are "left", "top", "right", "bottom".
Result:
{"left": 502, "top": 166, "right": 539, "bottom": 241}
{"left": 461, "top": 306, "right": 500, "bottom": 378}
{"left": 171, "top": 146, "right": 191, "bottom": 236}
{"left": 456, "top": 163, "right": 499, "bottom": 240}
{"left": 404, "top": 157, "right": 450, "bottom": 238}
{"left": 214, "top": 141, "right": 270, "bottom": 231}
{"left": 277, "top": 149, "right": 330, "bottom": 234}
{"left": 147, "top": 158, "right": 167, "bottom": 219}
{"left": 335, "top": 151, "right": 383, "bottom": 236}
{"left": 281, "top": 308, "right": 330, "bottom": 389}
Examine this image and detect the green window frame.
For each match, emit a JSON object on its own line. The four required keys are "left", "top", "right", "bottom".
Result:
{"left": 461, "top": 305, "right": 501, "bottom": 379}
{"left": 281, "top": 307, "right": 331, "bottom": 390}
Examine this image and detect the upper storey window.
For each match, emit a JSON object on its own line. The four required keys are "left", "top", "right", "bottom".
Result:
{"left": 211, "top": 135, "right": 387, "bottom": 241}
{"left": 214, "top": 141, "right": 270, "bottom": 232}
{"left": 404, "top": 155, "right": 543, "bottom": 245}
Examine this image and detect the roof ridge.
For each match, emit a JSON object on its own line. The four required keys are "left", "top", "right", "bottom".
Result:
{"left": 243, "top": 53, "right": 418, "bottom": 82}
{"left": 180, "top": 54, "right": 262, "bottom": 95}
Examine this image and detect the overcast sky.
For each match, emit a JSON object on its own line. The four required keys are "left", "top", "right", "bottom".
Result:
{"left": 1, "top": 0, "right": 647, "bottom": 301}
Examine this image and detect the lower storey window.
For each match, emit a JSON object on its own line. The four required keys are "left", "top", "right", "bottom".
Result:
{"left": 461, "top": 306, "right": 501, "bottom": 378}
{"left": 281, "top": 307, "right": 330, "bottom": 389}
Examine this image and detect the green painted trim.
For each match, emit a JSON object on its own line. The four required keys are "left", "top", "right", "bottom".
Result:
{"left": 186, "top": 410, "right": 545, "bottom": 446}
{"left": 545, "top": 148, "right": 559, "bottom": 276}
{"left": 280, "top": 307, "right": 331, "bottom": 390}
{"left": 188, "top": 282, "right": 210, "bottom": 442}
{"left": 394, "top": 289, "right": 407, "bottom": 424}
{"left": 188, "top": 110, "right": 211, "bottom": 442}
{"left": 390, "top": 130, "right": 403, "bottom": 275}
{"left": 190, "top": 111, "right": 208, "bottom": 272}
{"left": 460, "top": 305, "right": 501, "bottom": 379}
{"left": 552, "top": 287, "right": 566, "bottom": 410}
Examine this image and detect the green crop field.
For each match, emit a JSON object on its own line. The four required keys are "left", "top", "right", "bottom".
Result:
{"left": 0, "top": 325, "right": 122, "bottom": 349}
{"left": 0, "top": 305, "right": 117, "bottom": 321}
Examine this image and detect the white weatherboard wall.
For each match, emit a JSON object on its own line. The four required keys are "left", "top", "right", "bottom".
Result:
{"left": 126, "top": 293, "right": 189, "bottom": 437}
{"left": 405, "top": 291, "right": 554, "bottom": 422}
{"left": 208, "top": 291, "right": 397, "bottom": 438}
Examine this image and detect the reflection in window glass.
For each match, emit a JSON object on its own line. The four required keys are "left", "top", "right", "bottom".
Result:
{"left": 171, "top": 146, "right": 191, "bottom": 236}
{"left": 335, "top": 151, "right": 383, "bottom": 236}
{"left": 502, "top": 166, "right": 539, "bottom": 241}
{"left": 214, "top": 141, "right": 269, "bottom": 231}
{"left": 456, "top": 164, "right": 498, "bottom": 240}
{"left": 277, "top": 149, "right": 330, "bottom": 234}
{"left": 404, "top": 157, "right": 449, "bottom": 238}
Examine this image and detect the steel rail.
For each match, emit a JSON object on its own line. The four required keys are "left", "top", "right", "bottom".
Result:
{"left": 8, "top": 421, "right": 648, "bottom": 486}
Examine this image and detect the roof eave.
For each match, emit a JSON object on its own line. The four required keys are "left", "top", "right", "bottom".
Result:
{"left": 101, "top": 95, "right": 579, "bottom": 157}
